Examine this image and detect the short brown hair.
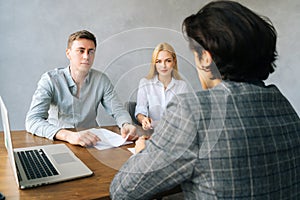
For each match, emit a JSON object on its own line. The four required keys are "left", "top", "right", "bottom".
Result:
{"left": 67, "top": 30, "right": 97, "bottom": 49}
{"left": 182, "top": 1, "right": 277, "bottom": 81}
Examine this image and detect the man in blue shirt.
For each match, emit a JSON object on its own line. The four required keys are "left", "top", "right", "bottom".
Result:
{"left": 26, "top": 30, "right": 136, "bottom": 147}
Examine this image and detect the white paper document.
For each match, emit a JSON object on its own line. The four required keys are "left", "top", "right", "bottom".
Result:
{"left": 88, "top": 128, "right": 133, "bottom": 150}
{"left": 127, "top": 147, "right": 136, "bottom": 154}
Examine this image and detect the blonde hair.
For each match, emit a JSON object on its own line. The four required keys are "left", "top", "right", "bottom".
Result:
{"left": 146, "top": 42, "right": 182, "bottom": 80}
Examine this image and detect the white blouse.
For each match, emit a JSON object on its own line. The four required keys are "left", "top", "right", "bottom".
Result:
{"left": 135, "top": 75, "right": 189, "bottom": 127}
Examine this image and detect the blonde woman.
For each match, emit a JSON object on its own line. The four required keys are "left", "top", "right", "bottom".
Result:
{"left": 135, "top": 42, "right": 189, "bottom": 130}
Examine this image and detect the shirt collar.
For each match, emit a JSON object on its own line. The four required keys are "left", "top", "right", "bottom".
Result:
{"left": 63, "top": 66, "right": 75, "bottom": 87}
{"left": 153, "top": 75, "right": 160, "bottom": 84}
{"left": 63, "top": 66, "right": 92, "bottom": 87}
{"left": 153, "top": 74, "right": 177, "bottom": 90}
{"left": 168, "top": 77, "right": 176, "bottom": 89}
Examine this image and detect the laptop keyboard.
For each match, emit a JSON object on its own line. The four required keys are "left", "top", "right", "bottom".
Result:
{"left": 17, "top": 149, "right": 59, "bottom": 180}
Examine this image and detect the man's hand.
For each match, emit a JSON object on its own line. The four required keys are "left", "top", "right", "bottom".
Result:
{"left": 55, "top": 129, "right": 100, "bottom": 147}
{"left": 120, "top": 123, "right": 137, "bottom": 141}
{"left": 134, "top": 135, "right": 148, "bottom": 154}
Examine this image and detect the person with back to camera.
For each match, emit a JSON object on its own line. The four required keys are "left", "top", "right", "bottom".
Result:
{"left": 110, "top": 1, "right": 300, "bottom": 199}
{"left": 25, "top": 30, "right": 137, "bottom": 147}
{"left": 135, "top": 42, "right": 189, "bottom": 130}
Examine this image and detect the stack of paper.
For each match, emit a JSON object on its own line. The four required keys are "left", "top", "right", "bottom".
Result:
{"left": 87, "top": 128, "right": 133, "bottom": 150}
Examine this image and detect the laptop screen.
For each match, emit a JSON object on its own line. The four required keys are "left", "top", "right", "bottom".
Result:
{"left": 0, "top": 96, "right": 20, "bottom": 186}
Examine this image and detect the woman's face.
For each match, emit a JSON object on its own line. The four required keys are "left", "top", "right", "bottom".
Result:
{"left": 155, "top": 50, "right": 175, "bottom": 78}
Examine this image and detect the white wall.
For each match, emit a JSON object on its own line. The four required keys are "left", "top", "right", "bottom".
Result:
{"left": 1, "top": 0, "right": 299, "bottom": 130}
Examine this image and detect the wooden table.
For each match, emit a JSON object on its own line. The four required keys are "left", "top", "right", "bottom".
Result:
{"left": 0, "top": 126, "right": 133, "bottom": 200}
{"left": 0, "top": 126, "right": 181, "bottom": 200}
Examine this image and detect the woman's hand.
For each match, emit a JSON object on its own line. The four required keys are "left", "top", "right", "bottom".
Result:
{"left": 137, "top": 114, "right": 153, "bottom": 130}
{"left": 141, "top": 116, "right": 153, "bottom": 130}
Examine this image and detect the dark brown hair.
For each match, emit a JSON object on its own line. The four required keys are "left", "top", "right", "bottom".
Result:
{"left": 183, "top": 1, "right": 277, "bottom": 81}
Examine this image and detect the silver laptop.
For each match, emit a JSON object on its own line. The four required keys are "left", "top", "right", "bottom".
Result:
{"left": 0, "top": 96, "right": 93, "bottom": 189}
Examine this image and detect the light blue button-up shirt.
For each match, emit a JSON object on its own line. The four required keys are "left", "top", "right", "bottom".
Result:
{"left": 25, "top": 67, "right": 132, "bottom": 139}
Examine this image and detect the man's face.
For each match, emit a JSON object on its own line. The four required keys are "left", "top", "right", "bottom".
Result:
{"left": 66, "top": 38, "right": 96, "bottom": 73}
